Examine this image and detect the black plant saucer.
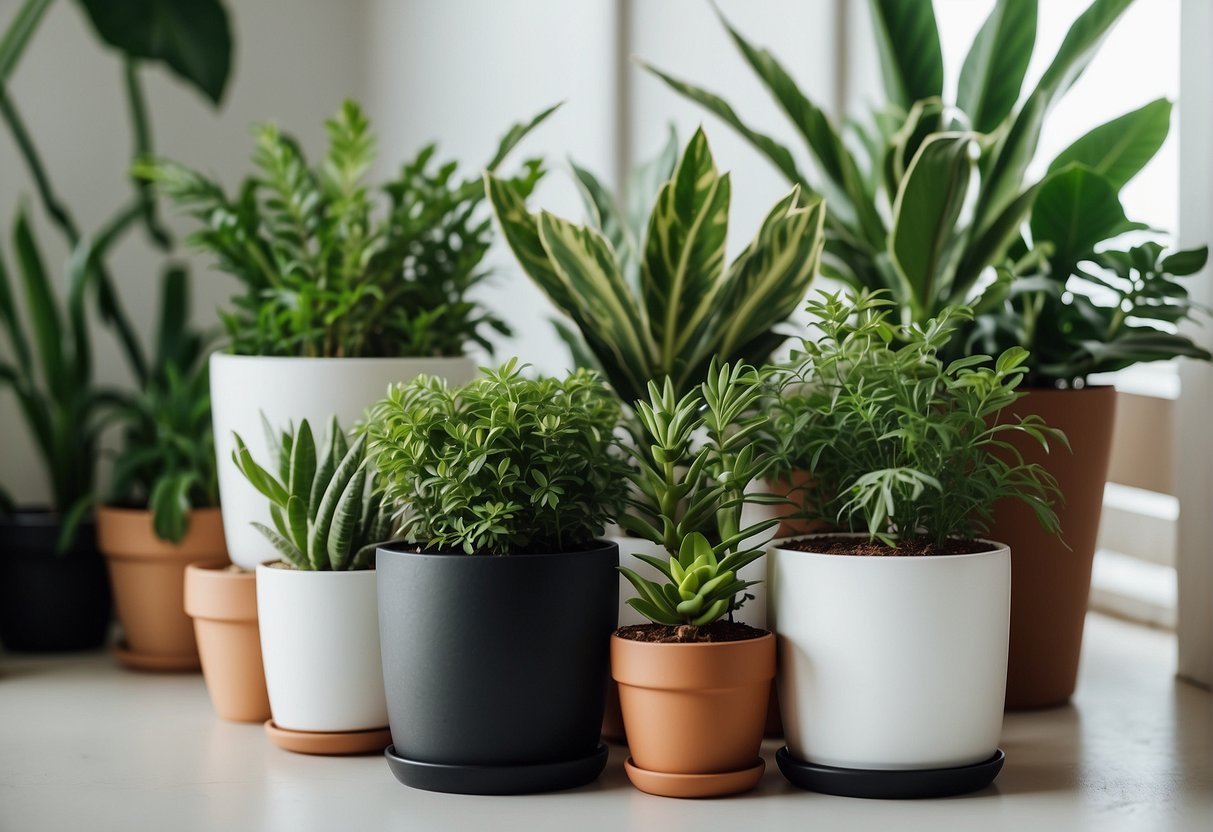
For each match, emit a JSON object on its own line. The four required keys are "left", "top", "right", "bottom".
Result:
{"left": 775, "top": 746, "right": 1006, "bottom": 799}
{"left": 384, "top": 743, "right": 609, "bottom": 795}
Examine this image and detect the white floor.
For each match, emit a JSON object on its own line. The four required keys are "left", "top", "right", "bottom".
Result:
{"left": 1, "top": 613, "right": 1210, "bottom": 832}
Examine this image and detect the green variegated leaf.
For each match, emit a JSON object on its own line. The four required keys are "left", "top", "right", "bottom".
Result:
{"left": 485, "top": 172, "right": 575, "bottom": 312}
{"left": 570, "top": 158, "right": 634, "bottom": 272}
{"left": 309, "top": 433, "right": 365, "bottom": 570}
{"left": 310, "top": 418, "right": 338, "bottom": 517}
{"left": 288, "top": 418, "right": 316, "bottom": 503}
{"left": 252, "top": 522, "right": 306, "bottom": 567}
{"left": 641, "top": 128, "right": 731, "bottom": 366}
{"left": 286, "top": 494, "right": 308, "bottom": 552}
{"left": 327, "top": 462, "right": 366, "bottom": 570}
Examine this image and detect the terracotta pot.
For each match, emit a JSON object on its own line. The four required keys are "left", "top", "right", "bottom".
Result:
{"left": 767, "top": 471, "right": 828, "bottom": 539}
{"left": 98, "top": 507, "right": 227, "bottom": 670}
{"left": 183, "top": 562, "right": 270, "bottom": 722}
{"left": 611, "top": 631, "right": 774, "bottom": 798}
{"left": 990, "top": 387, "right": 1117, "bottom": 709}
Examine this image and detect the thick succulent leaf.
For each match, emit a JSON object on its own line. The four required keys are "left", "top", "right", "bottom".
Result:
{"left": 958, "top": 0, "right": 1037, "bottom": 134}
{"left": 310, "top": 419, "right": 339, "bottom": 516}
{"left": 641, "top": 128, "right": 731, "bottom": 365}
{"left": 889, "top": 133, "right": 976, "bottom": 316}
{"left": 76, "top": 0, "right": 233, "bottom": 104}
{"left": 308, "top": 434, "right": 365, "bottom": 570}
{"left": 288, "top": 419, "right": 316, "bottom": 503}
{"left": 286, "top": 494, "right": 308, "bottom": 553}
{"left": 1047, "top": 98, "right": 1171, "bottom": 191}
{"left": 252, "top": 522, "right": 306, "bottom": 568}
{"left": 867, "top": 0, "right": 944, "bottom": 109}
{"left": 327, "top": 463, "right": 367, "bottom": 570}
{"left": 626, "top": 597, "right": 683, "bottom": 627}
{"left": 231, "top": 434, "right": 289, "bottom": 506}
{"left": 1030, "top": 164, "right": 1134, "bottom": 274}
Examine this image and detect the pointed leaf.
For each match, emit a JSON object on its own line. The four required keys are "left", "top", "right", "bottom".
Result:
{"left": 1047, "top": 98, "right": 1171, "bottom": 190}
{"left": 958, "top": 0, "right": 1037, "bottom": 134}
{"left": 868, "top": 0, "right": 944, "bottom": 108}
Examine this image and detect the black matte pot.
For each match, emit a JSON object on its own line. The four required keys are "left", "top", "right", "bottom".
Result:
{"left": 376, "top": 540, "right": 618, "bottom": 795}
{"left": 0, "top": 511, "right": 111, "bottom": 652}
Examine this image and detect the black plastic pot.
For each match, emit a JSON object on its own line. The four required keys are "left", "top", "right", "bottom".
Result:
{"left": 376, "top": 540, "right": 619, "bottom": 794}
{"left": 0, "top": 511, "right": 111, "bottom": 652}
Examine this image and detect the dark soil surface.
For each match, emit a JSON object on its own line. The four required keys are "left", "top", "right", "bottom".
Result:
{"left": 615, "top": 621, "right": 769, "bottom": 644}
{"left": 781, "top": 536, "right": 992, "bottom": 557}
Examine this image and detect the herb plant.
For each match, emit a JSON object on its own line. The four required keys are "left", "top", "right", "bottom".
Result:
{"left": 768, "top": 291, "right": 1062, "bottom": 549}
{"left": 137, "top": 100, "right": 555, "bottom": 358}
{"left": 365, "top": 359, "right": 629, "bottom": 555}
{"left": 650, "top": 1, "right": 1208, "bottom": 384}
{"left": 618, "top": 362, "right": 778, "bottom": 629}
{"left": 486, "top": 128, "right": 825, "bottom": 403}
{"left": 232, "top": 417, "right": 393, "bottom": 571}
{"left": 108, "top": 269, "right": 219, "bottom": 543}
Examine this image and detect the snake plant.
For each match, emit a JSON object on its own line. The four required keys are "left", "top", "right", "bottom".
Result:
{"left": 486, "top": 128, "right": 825, "bottom": 404}
{"left": 232, "top": 417, "right": 394, "bottom": 571}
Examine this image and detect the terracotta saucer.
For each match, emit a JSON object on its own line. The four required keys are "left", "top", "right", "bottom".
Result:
{"left": 623, "top": 757, "right": 765, "bottom": 798}
{"left": 112, "top": 641, "right": 201, "bottom": 673}
{"left": 264, "top": 720, "right": 392, "bottom": 756}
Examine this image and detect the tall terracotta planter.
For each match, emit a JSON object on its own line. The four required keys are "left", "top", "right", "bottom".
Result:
{"left": 98, "top": 507, "right": 228, "bottom": 671}
{"left": 990, "top": 386, "right": 1117, "bottom": 709}
{"left": 183, "top": 563, "right": 270, "bottom": 722}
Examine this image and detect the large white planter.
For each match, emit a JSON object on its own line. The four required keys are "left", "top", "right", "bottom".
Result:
{"left": 611, "top": 534, "right": 768, "bottom": 628}
{"left": 211, "top": 353, "right": 476, "bottom": 568}
{"left": 769, "top": 535, "right": 1010, "bottom": 770}
{"left": 256, "top": 564, "right": 388, "bottom": 732}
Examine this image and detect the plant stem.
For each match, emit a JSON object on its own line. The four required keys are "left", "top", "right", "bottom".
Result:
{"left": 0, "top": 88, "right": 79, "bottom": 243}
{"left": 123, "top": 58, "right": 172, "bottom": 251}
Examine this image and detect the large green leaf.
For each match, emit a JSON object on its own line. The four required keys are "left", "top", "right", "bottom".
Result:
{"left": 889, "top": 134, "right": 976, "bottom": 315}
{"left": 0, "top": 0, "right": 53, "bottom": 83}
{"left": 75, "top": 0, "right": 232, "bottom": 104}
{"left": 867, "top": 0, "right": 944, "bottom": 109}
{"left": 641, "top": 128, "right": 731, "bottom": 363}
{"left": 1030, "top": 164, "right": 1134, "bottom": 274}
{"left": 958, "top": 0, "right": 1037, "bottom": 134}
{"left": 484, "top": 102, "right": 561, "bottom": 172}
{"left": 1047, "top": 98, "right": 1171, "bottom": 190}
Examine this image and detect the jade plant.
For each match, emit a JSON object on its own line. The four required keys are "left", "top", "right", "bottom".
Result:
{"left": 137, "top": 100, "right": 555, "bottom": 358}
{"left": 486, "top": 128, "right": 825, "bottom": 403}
{"left": 767, "top": 290, "right": 1063, "bottom": 549}
{"left": 618, "top": 362, "right": 778, "bottom": 630}
{"left": 365, "top": 359, "right": 629, "bottom": 555}
{"left": 231, "top": 417, "right": 393, "bottom": 570}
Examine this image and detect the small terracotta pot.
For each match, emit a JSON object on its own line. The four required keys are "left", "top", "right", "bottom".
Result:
{"left": 989, "top": 387, "right": 1117, "bottom": 709}
{"left": 611, "top": 631, "right": 774, "bottom": 798}
{"left": 767, "top": 471, "right": 828, "bottom": 539}
{"left": 98, "top": 507, "right": 227, "bottom": 670}
{"left": 183, "top": 562, "right": 270, "bottom": 722}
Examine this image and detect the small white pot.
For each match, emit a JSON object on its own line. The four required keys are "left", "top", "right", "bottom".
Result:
{"left": 769, "top": 534, "right": 1009, "bottom": 770}
{"left": 211, "top": 353, "right": 475, "bottom": 568}
{"left": 611, "top": 534, "right": 768, "bottom": 628}
{"left": 256, "top": 564, "right": 388, "bottom": 732}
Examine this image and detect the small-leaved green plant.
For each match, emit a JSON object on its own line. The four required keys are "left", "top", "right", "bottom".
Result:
{"left": 618, "top": 362, "right": 778, "bottom": 629}
{"left": 768, "top": 290, "right": 1063, "bottom": 549}
{"left": 365, "top": 359, "right": 629, "bottom": 555}
{"left": 232, "top": 417, "right": 394, "bottom": 570}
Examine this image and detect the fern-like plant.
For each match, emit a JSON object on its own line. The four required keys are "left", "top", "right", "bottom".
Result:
{"left": 231, "top": 417, "right": 393, "bottom": 570}
{"left": 486, "top": 128, "right": 825, "bottom": 403}
{"left": 136, "top": 100, "right": 555, "bottom": 358}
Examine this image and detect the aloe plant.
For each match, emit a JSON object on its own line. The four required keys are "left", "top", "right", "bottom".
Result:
{"left": 486, "top": 128, "right": 825, "bottom": 404}
{"left": 648, "top": 0, "right": 1208, "bottom": 384}
{"left": 231, "top": 418, "right": 394, "bottom": 571}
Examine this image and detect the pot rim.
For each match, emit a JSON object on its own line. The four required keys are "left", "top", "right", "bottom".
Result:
{"left": 98, "top": 504, "right": 222, "bottom": 519}
{"left": 255, "top": 560, "right": 377, "bottom": 579}
{"left": 770, "top": 532, "right": 1008, "bottom": 561}
{"left": 376, "top": 539, "right": 619, "bottom": 561}
{"left": 610, "top": 630, "right": 774, "bottom": 650}
{"left": 210, "top": 352, "right": 474, "bottom": 367}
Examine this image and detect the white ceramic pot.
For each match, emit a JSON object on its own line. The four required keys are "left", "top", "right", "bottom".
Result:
{"left": 256, "top": 564, "right": 388, "bottom": 732}
{"left": 769, "top": 535, "right": 1010, "bottom": 770}
{"left": 211, "top": 353, "right": 476, "bottom": 568}
{"left": 611, "top": 534, "right": 768, "bottom": 628}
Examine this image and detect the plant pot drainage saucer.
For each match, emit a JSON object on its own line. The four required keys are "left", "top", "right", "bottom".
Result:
{"left": 775, "top": 747, "right": 1006, "bottom": 799}
{"left": 623, "top": 757, "right": 765, "bottom": 798}
{"left": 384, "top": 743, "right": 609, "bottom": 795}
{"left": 264, "top": 721, "right": 391, "bottom": 756}
{"left": 112, "top": 641, "right": 201, "bottom": 673}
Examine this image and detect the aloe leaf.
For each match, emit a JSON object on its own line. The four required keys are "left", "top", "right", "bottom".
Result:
{"left": 626, "top": 597, "right": 683, "bottom": 627}
{"left": 327, "top": 463, "right": 366, "bottom": 571}
{"left": 252, "top": 522, "right": 306, "bottom": 568}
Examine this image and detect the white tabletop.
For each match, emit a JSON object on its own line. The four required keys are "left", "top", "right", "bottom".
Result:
{"left": 1, "top": 613, "right": 1209, "bottom": 832}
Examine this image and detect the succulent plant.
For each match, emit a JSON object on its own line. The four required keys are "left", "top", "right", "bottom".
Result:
{"left": 232, "top": 416, "right": 394, "bottom": 570}
{"left": 619, "top": 532, "right": 758, "bottom": 627}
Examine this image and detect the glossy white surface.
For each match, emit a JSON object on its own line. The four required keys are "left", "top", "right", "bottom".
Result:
{"left": 210, "top": 353, "right": 476, "bottom": 569}
{"left": 0, "top": 614, "right": 1209, "bottom": 832}
{"left": 771, "top": 540, "right": 1010, "bottom": 769}
{"left": 256, "top": 565, "right": 387, "bottom": 732}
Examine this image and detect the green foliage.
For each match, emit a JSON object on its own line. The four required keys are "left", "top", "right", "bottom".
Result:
{"left": 138, "top": 101, "right": 553, "bottom": 359}
{"left": 767, "top": 290, "right": 1062, "bottom": 548}
{"left": 618, "top": 362, "right": 777, "bottom": 628}
{"left": 365, "top": 359, "right": 629, "bottom": 555}
{"left": 648, "top": 1, "right": 1205, "bottom": 384}
{"left": 107, "top": 269, "right": 219, "bottom": 543}
{"left": 232, "top": 417, "right": 393, "bottom": 571}
{"left": 487, "top": 127, "right": 825, "bottom": 404}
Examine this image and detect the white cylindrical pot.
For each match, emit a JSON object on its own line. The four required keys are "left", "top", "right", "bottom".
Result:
{"left": 611, "top": 534, "right": 768, "bottom": 628}
{"left": 769, "top": 535, "right": 1010, "bottom": 770}
{"left": 256, "top": 564, "right": 388, "bottom": 732}
{"left": 211, "top": 354, "right": 476, "bottom": 568}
